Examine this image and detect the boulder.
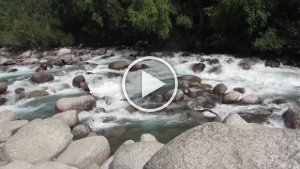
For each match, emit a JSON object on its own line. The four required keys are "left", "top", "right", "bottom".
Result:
{"left": 130, "top": 64, "right": 149, "bottom": 72}
{"left": 140, "top": 134, "right": 157, "bottom": 142}
{"left": 99, "top": 156, "right": 113, "bottom": 169}
{"left": 52, "top": 110, "right": 79, "bottom": 127}
{"left": 239, "top": 94, "right": 261, "bottom": 105}
{"left": 56, "top": 136, "right": 110, "bottom": 169}
{"left": 0, "top": 161, "right": 33, "bottom": 169}
{"left": 0, "top": 130, "right": 12, "bottom": 142}
{"left": 178, "top": 75, "right": 201, "bottom": 84}
{"left": 0, "top": 98, "right": 7, "bottom": 106}
{"left": 30, "top": 71, "right": 54, "bottom": 84}
{"left": 208, "top": 66, "right": 222, "bottom": 74}
{"left": 0, "top": 120, "right": 28, "bottom": 133}
{"left": 18, "top": 50, "right": 32, "bottom": 59}
{"left": 72, "top": 124, "right": 91, "bottom": 140}
{"left": 55, "top": 95, "right": 96, "bottom": 112}
{"left": 265, "top": 59, "right": 280, "bottom": 68}
{"left": 233, "top": 87, "right": 245, "bottom": 94}
{"left": 87, "top": 164, "right": 101, "bottom": 169}
{"left": 57, "top": 48, "right": 72, "bottom": 56}
{"left": 72, "top": 75, "right": 86, "bottom": 88}
{"left": 144, "top": 122, "right": 300, "bottom": 169}
{"left": 282, "top": 108, "right": 300, "bottom": 129}
{"left": 4, "top": 118, "right": 72, "bottom": 163}
{"left": 207, "top": 58, "right": 219, "bottom": 65}
{"left": 15, "top": 88, "right": 25, "bottom": 94}
{"left": 224, "top": 113, "right": 252, "bottom": 129}
{"left": 32, "top": 161, "right": 78, "bottom": 169}
{"left": 192, "top": 63, "right": 206, "bottom": 73}
{"left": 112, "top": 142, "right": 163, "bottom": 169}
{"left": 164, "top": 89, "right": 184, "bottom": 102}
{"left": 212, "top": 83, "right": 227, "bottom": 94}
{"left": 0, "top": 111, "right": 16, "bottom": 124}
{"left": 223, "top": 91, "right": 241, "bottom": 104}
{"left": 79, "top": 82, "right": 90, "bottom": 93}
{"left": 27, "top": 90, "right": 49, "bottom": 98}
{"left": 238, "top": 109, "right": 272, "bottom": 123}
{"left": 91, "top": 48, "right": 107, "bottom": 56}
{"left": 0, "top": 81, "right": 8, "bottom": 95}
{"left": 238, "top": 63, "right": 251, "bottom": 70}
{"left": 108, "top": 61, "right": 129, "bottom": 70}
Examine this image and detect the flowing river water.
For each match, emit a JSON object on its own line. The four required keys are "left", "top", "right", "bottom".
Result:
{"left": 1, "top": 49, "right": 300, "bottom": 151}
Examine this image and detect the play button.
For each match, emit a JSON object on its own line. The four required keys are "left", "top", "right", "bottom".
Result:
{"left": 142, "top": 71, "right": 166, "bottom": 98}
{"left": 122, "top": 56, "right": 178, "bottom": 112}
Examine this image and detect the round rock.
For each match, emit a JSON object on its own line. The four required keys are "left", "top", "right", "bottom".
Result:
{"left": 212, "top": 83, "right": 227, "bottom": 94}
{"left": 0, "top": 81, "right": 8, "bottom": 95}
{"left": 55, "top": 95, "right": 96, "bottom": 112}
{"left": 4, "top": 118, "right": 72, "bottom": 163}
{"left": 56, "top": 136, "right": 110, "bottom": 169}
{"left": 52, "top": 110, "right": 79, "bottom": 127}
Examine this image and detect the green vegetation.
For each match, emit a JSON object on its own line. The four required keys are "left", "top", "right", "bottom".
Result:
{"left": 0, "top": 0, "right": 299, "bottom": 55}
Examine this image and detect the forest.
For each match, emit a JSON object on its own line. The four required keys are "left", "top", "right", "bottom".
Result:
{"left": 0, "top": 0, "right": 299, "bottom": 56}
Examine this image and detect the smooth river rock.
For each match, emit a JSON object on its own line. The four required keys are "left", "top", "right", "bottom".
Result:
{"left": 52, "top": 110, "right": 79, "bottom": 127}
{"left": 4, "top": 118, "right": 72, "bottom": 163}
{"left": 30, "top": 71, "right": 54, "bottom": 84}
{"left": 212, "top": 83, "right": 227, "bottom": 94}
{"left": 55, "top": 95, "right": 96, "bottom": 112}
{"left": 56, "top": 136, "right": 110, "bottom": 169}
{"left": 0, "top": 111, "right": 16, "bottom": 124}
{"left": 144, "top": 122, "right": 300, "bottom": 169}
{"left": 0, "top": 81, "right": 8, "bottom": 95}
{"left": 223, "top": 91, "right": 241, "bottom": 104}
{"left": 112, "top": 142, "right": 163, "bottom": 169}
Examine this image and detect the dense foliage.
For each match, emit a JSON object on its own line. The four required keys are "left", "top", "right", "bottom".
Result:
{"left": 0, "top": 0, "right": 299, "bottom": 55}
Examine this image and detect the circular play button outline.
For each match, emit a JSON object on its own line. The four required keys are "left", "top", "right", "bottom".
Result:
{"left": 122, "top": 56, "right": 178, "bottom": 113}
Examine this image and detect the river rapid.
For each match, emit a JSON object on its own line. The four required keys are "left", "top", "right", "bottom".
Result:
{"left": 1, "top": 48, "right": 300, "bottom": 150}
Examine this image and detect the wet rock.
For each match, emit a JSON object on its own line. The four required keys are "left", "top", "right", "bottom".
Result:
{"left": 130, "top": 64, "right": 149, "bottom": 72}
{"left": 238, "top": 63, "right": 251, "bottom": 70}
{"left": 15, "top": 88, "right": 25, "bottom": 94}
{"left": 55, "top": 95, "right": 96, "bottom": 112}
{"left": 112, "top": 142, "right": 163, "bottom": 169}
{"left": 208, "top": 58, "right": 220, "bottom": 65}
{"left": 238, "top": 109, "right": 272, "bottom": 123}
{"left": 0, "top": 81, "right": 8, "bottom": 95}
{"left": 108, "top": 61, "right": 129, "bottom": 70}
{"left": 239, "top": 94, "right": 261, "bottom": 105}
{"left": 233, "top": 87, "right": 245, "bottom": 94}
{"left": 0, "top": 111, "right": 16, "bottom": 124}
{"left": 53, "top": 110, "right": 79, "bottom": 127}
{"left": 192, "top": 63, "right": 206, "bottom": 73}
{"left": 265, "top": 59, "right": 280, "bottom": 68}
{"left": 208, "top": 66, "right": 222, "bottom": 74}
{"left": 150, "top": 95, "right": 164, "bottom": 103}
{"left": 57, "top": 136, "right": 110, "bottom": 169}
{"left": 189, "top": 111, "right": 217, "bottom": 123}
{"left": 72, "top": 124, "right": 91, "bottom": 140}
{"left": 8, "top": 68, "right": 17, "bottom": 73}
{"left": 140, "top": 134, "right": 157, "bottom": 142}
{"left": 30, "top": 70, "right": 54, "bottom": 84}
{"left": 223, "top": 91, "right": 241, "bottom": 104}
{"left": 212, "top": 83, "right": 227, "bottom": 94}
{"left": 178, "top": 75, "right": 201, "bottom": 84}
{"left": 4, "top": 118, "right": 72, "bottom": 163}
{"left": 164, "top": 89, "right": 184, "bottom": 102}
{"left": 72, "top": 75, "right": 85, "bottom": 88}
{"left": 187, "top": 97, "right": 216, "bottom": 109}
{"left": 91, "top": 48, "right": 107, "bottom": 56}
{"left": 27, "top": 90, "right": 49, "bottom": 98}
{"left": 102, "top": 116, "right": 117, "bottom": 123}
{"left": 282, "top": 108, "right": 300, "bottom": 129}
{"left": 103, "top": 126, "right": 129, "bottom": 138}
{"left": 0, "top": 98, "right": 7, "bottom": 106}
{"left": 144, "top": 122, "right": 300, "bottom": 169}
{"left": 35, "top": 63, "right": 49, "bottom": 72}
{"left": 32, "top": 161, "right": 78, "bottom": 169}
{"left": 79, "top": 82, "right": 90, "bottom": 93}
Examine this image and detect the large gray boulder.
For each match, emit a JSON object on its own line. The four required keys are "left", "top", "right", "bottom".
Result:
{"left": 108, "top": 61, "right": 129, "bottom": 70}
{"left": 55, "top": 95, "right": 96, "bottom": 112}
{"left": 52, "top": 110, "right": 79, "bottom": 127}
{"left": 0, "top": 120, "right": 28, "bottom": 142}
{"left": 144, "top": 122, "right": 300, "bottom": 169}
{"left": 32, "top": 161, "right": 78, "bottom": 169}
{"left": 112, "top": 142, "right": 163, "bottom": 169}
{"left": 4, "top": 118, "right": 72, "bottom": 163}
{"left": 56, "top": 136, "right": 110, "bottom": 169}
{"left": 0, "top": 111, "right": 16, "bottom": 124}
{"left": 223, "top": 91, "right": 241, "bottom": 104}
{"left": 0, "top": 161, "right": 33, "bottom": 169}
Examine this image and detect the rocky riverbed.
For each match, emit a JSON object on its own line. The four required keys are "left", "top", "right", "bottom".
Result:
{"left": 0, "top": 47, "right": 300, "bottom": 168}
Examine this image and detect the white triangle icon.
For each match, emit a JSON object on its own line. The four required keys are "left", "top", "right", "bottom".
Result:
{"left": 142, "top": 71, "right": 166, "bottom": 98}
